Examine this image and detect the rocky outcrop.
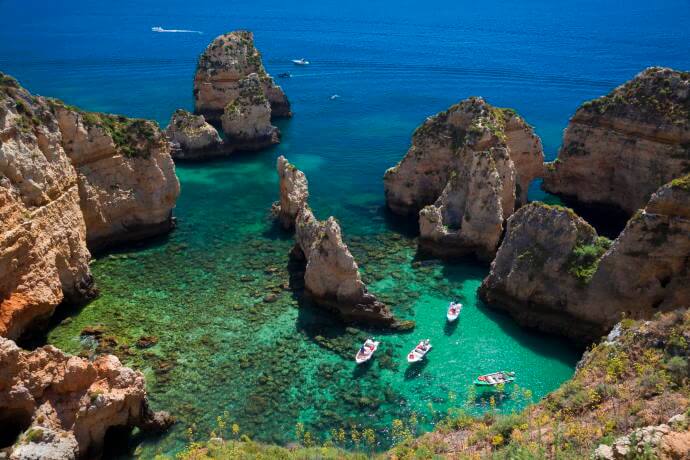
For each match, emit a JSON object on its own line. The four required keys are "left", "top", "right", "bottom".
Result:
{"left": 220, "top": 73, "right": 278, "bottom": 150}
{"left": 543, "top": 67, "right": 690, "bottom": 215}
{"left": 165, "top": 109, "right": 227, "bottom": 160}
{"left": 50, "top": 103, "right": 180, "bottom": 252}
{"left": 0, "top": 75, "right": 96, "bottom": 339}
{"left": 0, "top": 337, "right": 172, "bottom": 459}
{"left": 384, "top": 97, "right": 543, "bottom": 260}
{"left": 274, "top": 155, "right": 308, "bottom": 230}
{"left": 480, "top": 175, "right": 690, "bottom": 342}
{"left": 193, "top": 31, "right": 290, "bottom": 149}
{"left": 276, "top": 156, "right": 408, "bottom": 329}
{"left": 594, "top": 415, "right": 690, "bottom": 460}
{"left": 0, "top": 73, "right": 179, "bottom": 339}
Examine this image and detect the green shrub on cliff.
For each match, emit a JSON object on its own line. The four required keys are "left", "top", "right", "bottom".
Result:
{"left": 567, "top": 236, "right": 612, "bottom": 284}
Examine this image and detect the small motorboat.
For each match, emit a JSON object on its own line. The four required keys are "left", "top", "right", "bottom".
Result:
{"left": 407, "top": 339, "right": 432, "bottom": 363}
{"left": 330, "top": 94, "right": 340, "bottom": 100}
{"left": 277, "top": 72, "right": 292, "bottom": 78}
{"left": 355, "top": 338, "right": 380, "bottom": 364}
{"left": 447, "top": 301, "right": 462, "bottom": 322}
{"left": 474, "top": 371, "right": 516, "bottom": 386}
{"left": 292, "top": 58, "right": 310, "bottom": 65}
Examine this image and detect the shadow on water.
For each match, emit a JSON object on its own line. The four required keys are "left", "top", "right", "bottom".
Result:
{"left": 352, "top": 358, "right": 374, "bottom": 378}
{"left": 444, "top": 319, "right": 459, "bottom": 336}
{"left": 404, "top": 359, "right": 429, "bottom": 380}
{"left": 379, "top": 205, "right": 419, "bottom": 239}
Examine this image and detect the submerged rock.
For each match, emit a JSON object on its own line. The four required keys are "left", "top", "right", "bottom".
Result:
{"left": 193, "top": 31, "right": 290, "bottom": 149}
{"left": 0, "top": 73, "right": 179, "bottom": 339}
{"left": 0, "top": 336, "right": 172, "bottom": 459}
{"left": 276, "top": 156, "right": 406, "bottom": 328}
{"left": 543, "top": 67, "right": 690, "bottom": 215}
{"left": 480, "top": 176, "right": 690, "bottom": 342}
{"left": 274, "top": 155, "right": 309, "bottom": 230}
{"left": 165, "top": 109, "right": 227, "bottom": 160}
{"left": 384, "top": 97, "right": 543, "bottom": 260}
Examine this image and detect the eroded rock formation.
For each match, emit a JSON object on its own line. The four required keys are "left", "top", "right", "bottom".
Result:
{"left": 480, "top": 175, "right": 690, "bottom": 342}
{"left": 274, "top": 155, "right": 308, "bottom": 230}
{"left": 0, "top": 73, "right": 179, "bottom": 339}
{"left": 276, "top": 156, "right": 408, "bottom": 329}
{"left": 543, "top": 67, "right": 690, "bottom": 215}
{"left": 0, "top": 336, "right": 172, "bottom": 459}
{"left": 165, "top": 109, "right": 225, "bottom": 160}
{"left": 384, "top": 97, "right": 543, "bottom": 260}
{"left": 193, "top": 31, "right": 290, "bottom": 149}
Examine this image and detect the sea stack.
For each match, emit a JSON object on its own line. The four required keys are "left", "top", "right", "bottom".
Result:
{"left": 165, "top": 109, "right": 226, "bottom": 160}
{"left": 480, "top": 175, "right": 690, "bottom": 342}
{"left": 275, "top": 156, "right": 409, "bottom": 329}
{"left": 193, "top": 31, "right": 290, "bottom": 150}
{"left": 384, "top": 97, "right": 543, "bottom": 260}
{"left": 0, "top": 73, "right": 179, "bottom": 339}
{"left": 543, "top": 67, "right": 690, "bottom": 216}
{"left": 0, "top": 337, "right": 173, "bottom": 459}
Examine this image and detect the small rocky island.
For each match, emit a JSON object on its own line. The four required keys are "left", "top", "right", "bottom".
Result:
{"left": 384, "top": 97, "right": 543, "bottom": 260}
{"left": 190, "top": 30, "right": 291, "bottom": 154}
{"left": 275, "top": 156, "right": 411, "bottom": 330}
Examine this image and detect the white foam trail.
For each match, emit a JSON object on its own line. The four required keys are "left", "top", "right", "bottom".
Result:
{"left": 152, "top": 26, "right": 203, "bottom": 34}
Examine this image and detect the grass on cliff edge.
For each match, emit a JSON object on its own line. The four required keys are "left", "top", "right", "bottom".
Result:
{"left": 169, "top": 309, "right": 690, "bottom": 459}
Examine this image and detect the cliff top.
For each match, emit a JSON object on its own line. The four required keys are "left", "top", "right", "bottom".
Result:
{"left": 579, "top": 67, "right": 690, "bottom": 126}
{"left": 196, "top": 30, "right": 267, "bottom": 77}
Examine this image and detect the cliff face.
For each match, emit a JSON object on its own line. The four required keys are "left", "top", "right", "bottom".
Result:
{"left": 0, "top": 75, "right": 95, "bottom": 340}
{"left": 165, "top": 109, "right": 225, "bottom": 160}
{"left": 274, "top": 155, "right": 308, "bottom": 230}
{"left": 384, "top": 97, "right": 543, "bottom": 260}
{"left": 51, "top": 103, "right": 180, "bottom": 252}
{"left": 276, "top": 156, "right": 407, "bottom": 329}
{"left": 543, "top": 67, "right": 690, "bottom": 215}
{"left": 480, "top": 175, "right": 690, "bottom": 342}
{"left": 193, "top": 30, "right": 290, "bottom": 149}
{"left": 0, "top": 337, "right": 172, "bottom": 459}
{"left": 0, "top": 73, "right": 179, "bottom": 339}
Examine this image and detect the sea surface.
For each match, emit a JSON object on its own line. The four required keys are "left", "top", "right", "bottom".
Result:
{"left": 1, "top": 0, "right": 689, "bottom": 457}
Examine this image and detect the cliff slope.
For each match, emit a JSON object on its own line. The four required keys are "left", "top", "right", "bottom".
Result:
{"left": 543, "top": 67, "right": 690, "bottom": 215}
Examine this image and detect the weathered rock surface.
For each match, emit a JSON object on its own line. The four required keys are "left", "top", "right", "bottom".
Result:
{"left": 0, "top": 337, "right": 172, "bottom": 459}
{"left": 220, "top": 73, "right": 278, "bottom": 150}
{"left": 480, "top": 175, "right": 690, "bottom": 342}
{"left": 384, "top": 97, "right": 543, "bottom": 259}
{"left": 275, "top": 156, "right": 407, "bottom": 328}
{"left": 165, "top": 109, "right": 226, "bottom": 160}
{"left": 51, "top": 103, "right": 180, "bottom": 252}
{"left": 543, "top": 67, "right": 690, "bottom": 215}
{"left": 0, "top": 75, "right": 95, "bottom": 339}
{"left": 0, "top": 73, "right": 179, "bottom": 339}
{"left": 193, "top": 30, "right": 290, "bottom": 149}
{"left": 274, "top": 155, "right": 308, "bottom": 230}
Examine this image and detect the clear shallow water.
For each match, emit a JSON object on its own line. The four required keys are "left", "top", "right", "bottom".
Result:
{"left": 2, "top": 0, "right": 689, "bottom": 457}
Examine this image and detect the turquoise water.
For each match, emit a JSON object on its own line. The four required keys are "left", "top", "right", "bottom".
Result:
{"left": 2, "top": 0, "right": 689, "bottom": 457}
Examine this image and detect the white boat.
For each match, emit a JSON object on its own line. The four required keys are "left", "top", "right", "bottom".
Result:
{"left": 447, "top": 301, "right": 462, "bottom": 322}
{"left": 292, "top": 58, "right": 310, "bottom": 65}
{"left": 407, "top": 339, "right": 432, "bottom": 363}
{"left": 330, "top": 94, "right": 340, "bottom": 100}
{"left": 355, "top": 339, "right": 379, "bottom": 364}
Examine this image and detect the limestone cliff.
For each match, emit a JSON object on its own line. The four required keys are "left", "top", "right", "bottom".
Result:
{"left": 480, "top": 175, "right": 690, "bottom": 342}
{"left": 220, "top": 73, "right": 279, "bottom": 150}
{"left": 0, "top": 336, "right": 172, "bottom": 459}
{"left": 276, "top": 156, "right": 407, "bottom": 329}
{"left": 0, "top": 73, "right": 179, "bottom": 339}
{"left": 0, "top": 75, "right": 95, "bottom": 340}
{"left": 165, "top": 109, "right": 226, "bottom": 160}
{"left": 384, "top": 97, "right": 543, "bottom": 260}
{"left": 193, "top": 30, "right": 290, "bottom": 148}
{"left": 543, "top": 67, "right": 690, "bottom": 215}
{"left": 51, "top": 102, "right": 180, "bottom": 252}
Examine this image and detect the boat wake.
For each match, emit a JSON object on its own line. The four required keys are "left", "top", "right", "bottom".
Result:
{"left": 152, "top": 26, "right": 202, "bottom": 34}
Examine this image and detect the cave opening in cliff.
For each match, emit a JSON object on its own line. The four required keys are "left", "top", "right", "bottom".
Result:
{"left": 100, "top": 425, "right": 136, "bottom": 459}
{"left": 0, "top": 408, "right": 31, "bottom": 448}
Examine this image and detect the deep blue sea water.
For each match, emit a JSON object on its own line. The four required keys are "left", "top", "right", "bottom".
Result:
{"left": 1, "top": 0, "right": 689, "bottom": 457}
